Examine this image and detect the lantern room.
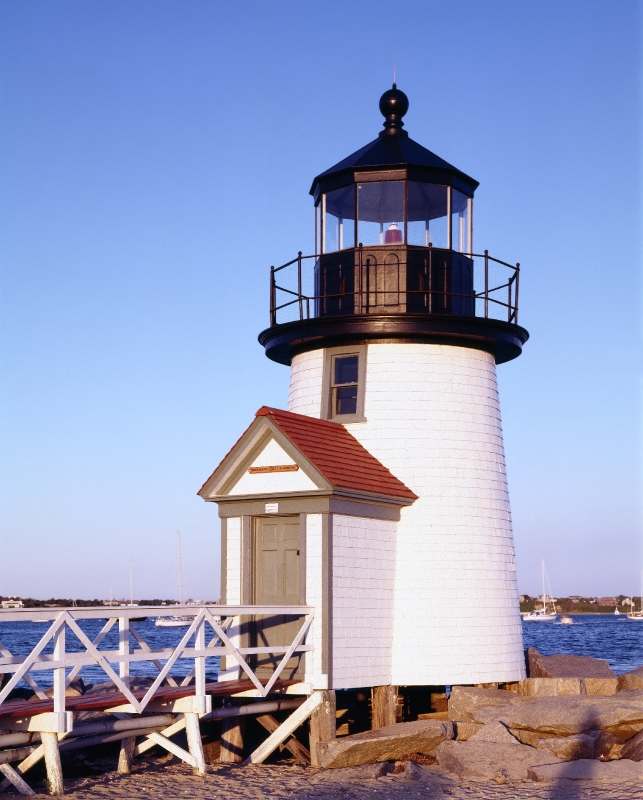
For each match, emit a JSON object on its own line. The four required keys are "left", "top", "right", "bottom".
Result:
{"left": 261, "top": 85, "right": 527, "bottom": 367}
{"left": 318, "top": 179, "right": 472, "bottom": 253}
{"left": 313, "top": 85, "right": 476, "bottom": 256}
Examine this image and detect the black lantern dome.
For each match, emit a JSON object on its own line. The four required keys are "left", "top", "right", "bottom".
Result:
{"left": 259, "top": 87, "right": 528, "bottom": 366}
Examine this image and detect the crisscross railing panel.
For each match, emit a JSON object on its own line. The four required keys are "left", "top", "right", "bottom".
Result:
{"left": 0, "top": 605, "right": 314, "bottom": 715}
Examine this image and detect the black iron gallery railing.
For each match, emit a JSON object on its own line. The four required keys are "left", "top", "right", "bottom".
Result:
{"left": 269, "top": 245, "right": 520, "bottom": 327}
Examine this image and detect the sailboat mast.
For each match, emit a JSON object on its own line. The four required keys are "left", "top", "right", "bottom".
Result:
{"left": 541, "top": 559, "right": 546, "bottom": 612}
{"left": 177, "top": 531, "right": 183, "bottom": 605}
{"left": 129, "top": 560, "right": 133, "bottom": 605}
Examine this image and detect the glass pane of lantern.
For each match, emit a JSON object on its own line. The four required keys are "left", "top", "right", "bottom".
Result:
{"left": 357, "top": 181, "right": 404, "bottom": 246}
{"left": 407, "top": 182, "right": 449, "bottom": 248}
{"left": 324, "top": 186, "right": 355, "bottom": 253}
{"left": 451, "top": 189, "right": 470, "bottom": 253}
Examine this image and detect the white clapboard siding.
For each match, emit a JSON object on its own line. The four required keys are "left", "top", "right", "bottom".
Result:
{"left": 288, "top": 343, "right": 525, "bottom": 686}
{"left": 287, "top": 349, "right": 324, "bottom": 417}
{"left": 219, "top": 517, "right": 242, "bottom": 682}
{"left": 331, "top": 515, "right": 395, "bottom": 688}
{"left": 304, "top": 514, "right": 324, "bottom": 685}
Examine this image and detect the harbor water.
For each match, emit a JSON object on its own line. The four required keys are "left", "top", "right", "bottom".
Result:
{"left": 1, "top": 613, "right": 641, "bottom": 691}
{"left": 522, "top": 613, "right": 643, "bottom": 674}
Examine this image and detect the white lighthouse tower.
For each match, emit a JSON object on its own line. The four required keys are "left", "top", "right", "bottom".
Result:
{"left": 200, "top": 85, "right": 528, "bottom": 700}
{"left": 261, "top": 85, "right": 528, "bottom": 687}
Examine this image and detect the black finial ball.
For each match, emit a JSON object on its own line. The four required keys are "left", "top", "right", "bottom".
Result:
{"left": 379, "top": 84, "right": 409, "bottom": 135}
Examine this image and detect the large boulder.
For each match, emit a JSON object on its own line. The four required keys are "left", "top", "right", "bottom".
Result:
{"left": 436, "top": 740, "right": 561, "bottom": 782}
{"left": 583, "top": 678, "right": 619, "bottom": 696}
{"left": 501, "top": 692, "right": 643, "bottom": 741}
{"left": 42, "top": 677, "right": 86, "bottom": 698}
{"left": 527, "top": 758, "right": 643, "bottom": 783}
{"left": 519, "top": 677, "right": 618, "bottom": 696}
{"left": 448, "top": 687, "right": 519, "bottom": 724}
{"left": 618, "top": 666, "right": 643, "bottom": 692}
{"left": 315, "top": 719, "right": 453, "bottom": 769}
{"left": 467, "top": 722, "right": 520, "bottom": 745}
{"left": 453, "top": 722, "right": 484, "bottom": 740}
{"left": 530, "top": 731, "right": 600, "bottom": 760}
{"left": 520, "top": 678, "right": 582, "bottom": 696}
{"left": 526, "top": 647, "right": 615, "bottom": 679}
{"left": 621, "top": 728, "right": 643, "bottom": 761}
{"left": 449, "top": 686, "right": 643, "bottom": 742}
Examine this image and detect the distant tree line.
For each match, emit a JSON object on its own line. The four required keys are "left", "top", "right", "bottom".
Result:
{"left": 0, "top": 597, "right": 218, "bottom": 608}
{"left": 520, "top": 595, "right": 641, "bottom": 613}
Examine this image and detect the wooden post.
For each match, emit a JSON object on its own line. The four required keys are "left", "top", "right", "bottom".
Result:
{"left": 308, "top": 690, "right": 336, "bottom": 767}
{"left": 372, "top": 685, "right": 397, "bottom": 729}
{"left": 0, "top": 764, "right": 36, "bottom": 796}
{"left": 41, "top": 733, "right": 63, "bottom": 796}
{"left": 255, "top": 715, "right": 311, "bottom": 763}
{"left": 219, "top": 705, "right": 245, "bottom": 764}
{"left": 185, "top": 713, "right": 206, "bottom": 776}
{"left": 117, "top": 616, "right": 133, "bottom": 774}
{"left": 117, "top": 736, "right": 136, "bottom": 774}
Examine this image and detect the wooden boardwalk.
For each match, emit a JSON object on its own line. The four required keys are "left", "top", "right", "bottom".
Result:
{"left": 0, "top": 605, "right": 324, "bottom": 796}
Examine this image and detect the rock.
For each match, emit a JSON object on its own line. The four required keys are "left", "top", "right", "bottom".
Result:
{"left": 468, "top": 722, "right": 520, "bottom": 745}
{"left": 450, "top": 686, "right": 643, "bottom": 741}
{"left": 527, "top": 758, "right": 643, "bottom": 783}
{"left": 311, "top": 763, "right": 392, "bottom": 781}
{"left": 527, "top": 648, "right": 615, "bottom": 679}
{"left": 518, "top": 677, "right": 618, "bottom": 696}
{"left": 532, "top": 731, "right": 600, "bottom": 760}
{"left": 436, "top": 740, "right": 562, "bottom": 782}
{"left": 315, "top": 719, "right": 454, "bottom": 769}
{"left": 5, "top": 688, "right": 32, "bottom": 702}
{"left": 448, "top": 686, "right": 518, "bottom": 724}
{"left": 596, "top": 731, "right": 623, "bottom": 759}
{"left": 83, "top": 678, "right": 156, "bottom": 694}
{"left": 52, "top": 677, "right": 86, "bottom": 697}
{"left": 521, "top": 678, "right": 582, "bottom": 696}
{"left": 453, "top": 722, "right": 484, "bottom": 740}
{"left": 507, "top": 728, "right": 545, "bottom": 747}
{"left": 500, "top": 693, "right": 643, "bottom": 741}
{"left": 393, "top": 760, "right": 426, "bottom": 780}
{"left": 583, "top": 678, "right": 618, "bottom": 695}
{"left": 621, "top": 728, "right": 643, "bottom": 761}
{"left": 618, "top": 666, "right": 643, "bottom": 692}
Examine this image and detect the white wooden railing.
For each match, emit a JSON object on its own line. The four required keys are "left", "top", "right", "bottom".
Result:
{"left": 0, "top": 605, "right": 314, "bottom": 716}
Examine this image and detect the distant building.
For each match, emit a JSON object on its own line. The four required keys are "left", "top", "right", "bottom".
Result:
{"left": 568, "top": 596, "right": 583, "bottom": 601}
{"left": 1, "top": 598, "right": 23, "bottom": 609}
{"left": 599, "top": 597, "right": 617, "bottom": 606}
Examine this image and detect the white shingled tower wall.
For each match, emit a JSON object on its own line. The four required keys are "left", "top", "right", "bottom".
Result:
{"left": 288, "top": 342, "right": 526, "bottom": 685}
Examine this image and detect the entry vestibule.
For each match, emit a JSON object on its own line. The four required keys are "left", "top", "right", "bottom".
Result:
{"left": 198, "top": 406, "right": 417, "bottom": 690}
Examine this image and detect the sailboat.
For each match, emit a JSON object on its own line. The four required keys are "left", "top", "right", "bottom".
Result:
{"left": 523, "top": 560, "right": 557, "bottom": 621}
{"left": 156, "top": 532, "right": 193, "bottom": 627}
{"left": 627, "top": 573, "right": 643, "bottom": 621}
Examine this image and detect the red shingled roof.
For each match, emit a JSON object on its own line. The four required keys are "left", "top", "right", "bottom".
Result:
{"left": 254, "top": 406, "right": 417, "bottom": 501}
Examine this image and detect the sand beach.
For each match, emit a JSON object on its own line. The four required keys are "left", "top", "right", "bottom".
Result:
{"left": 11, "top": 755, "right": 643, "bottom": 800}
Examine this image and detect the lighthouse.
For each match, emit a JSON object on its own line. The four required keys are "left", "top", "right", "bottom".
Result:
{"left": 199, "top": 85, "right": 528, "bottom": 698}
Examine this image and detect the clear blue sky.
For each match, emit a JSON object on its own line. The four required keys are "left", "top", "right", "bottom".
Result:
{"left": 1, "top": 1, "right": 641, "bottom": 602}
